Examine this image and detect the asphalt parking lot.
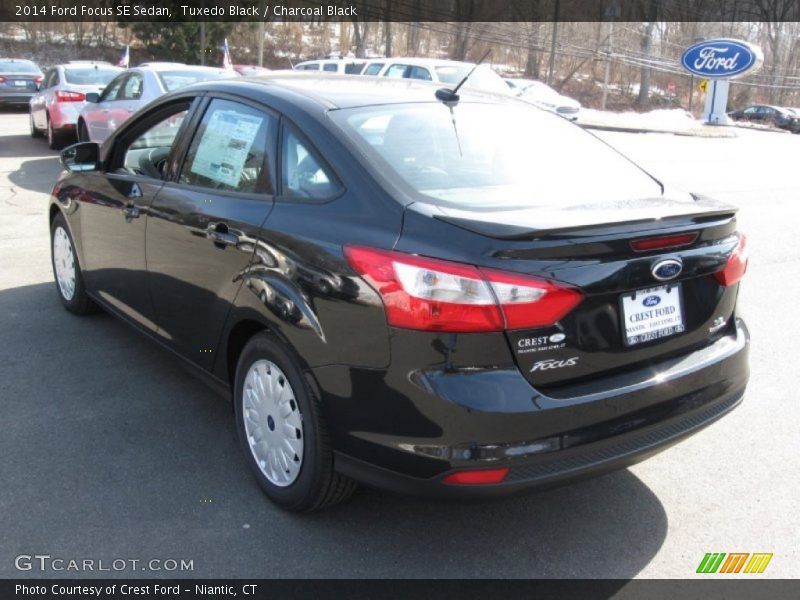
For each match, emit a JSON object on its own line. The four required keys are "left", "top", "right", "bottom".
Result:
{"left": 0, "top": 109, "right": 798, "bottom": 579}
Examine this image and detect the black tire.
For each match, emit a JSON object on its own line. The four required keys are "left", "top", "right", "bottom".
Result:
{"left": 47, "top": 114, "right": 64, "bottom": 150}
{"left": 30, "top": 112, "right": 43, "bottom": 138}
{"left": 77, "top": 119, "right": 89, "bottom": 142}
{"left": 50, "top": 212, "right": 97, "bottom": 315}
{"left": 234, "top": 332, "right": 357, "bottom": 512}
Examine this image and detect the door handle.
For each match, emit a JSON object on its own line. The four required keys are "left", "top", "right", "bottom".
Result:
{"left": 123, "top": 204, "right": 140, "bottom": 221}
{"left": 208, "top": 223, "right": 239, "bottom": 248}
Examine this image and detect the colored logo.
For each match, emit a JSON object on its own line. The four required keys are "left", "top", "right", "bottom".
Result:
{"left": 681, "top": 39, "right": 762, "bottom": 79}
{"left": 642, "top": 295, "right": 661, "bottom": 307}
{"left": 696, "top": 552, "right": 773, "bottom": 574}
{"left": 651, "top": 258, "right": 683, "bottom": 282}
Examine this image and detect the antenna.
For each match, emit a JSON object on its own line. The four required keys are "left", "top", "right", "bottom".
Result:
{"left": 435, "top": 49, "right": 493, "bottom": 104}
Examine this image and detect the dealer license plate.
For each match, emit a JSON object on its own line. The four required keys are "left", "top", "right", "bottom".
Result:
{"left": 620, "top": 284, "right": 685, "bottom": 346}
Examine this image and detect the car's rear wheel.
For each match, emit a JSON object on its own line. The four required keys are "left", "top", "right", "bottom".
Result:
{"left": 47, "top": 114, "right": 64, "bottom": 150}
{"left": 30, "top": 112, "right": 43, "bottom": 138}
{"left": 51, "top": 213, "right": 96, "bottom": 315}
{"left": 234, "top": 332, "right": 357, "bottom": 512}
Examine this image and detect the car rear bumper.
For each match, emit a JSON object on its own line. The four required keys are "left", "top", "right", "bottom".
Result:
{"left": 326, "top": 318, "right": 749, "bottom": 498}
{"left": 0, "top": 93, "right": 35, "bottom": 105}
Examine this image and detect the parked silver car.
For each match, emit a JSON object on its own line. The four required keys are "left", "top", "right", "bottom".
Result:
{"left": 78, "top": 63, "right": 237, "bottom": 144}
{"left": 0, "top": 58, "right": 43, "bottom": 108}
{"left": 30, "top": 61, "right": 123, "bottom": 149}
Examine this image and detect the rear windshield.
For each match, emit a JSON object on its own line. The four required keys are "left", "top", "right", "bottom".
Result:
{"left": 331, "top": 102, "right": 662, "bottom": 209}
{"left": 64, "top": 68, "right": 121, "bottom": 85}
{"left": 157, "top": 69, "right": 232, "bottom": 92}
{"left": 0, "top": 60, "right": 39, "bottom": 74}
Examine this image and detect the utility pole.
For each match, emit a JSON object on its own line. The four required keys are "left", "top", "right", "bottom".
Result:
{"left": 601, "top": 0, "right": 620, "bottom": 110}
{"left": 200, "top": 22, "right": 206, "bottom": 65}
{"left": 547, "top": 0, "right": 560, "bottom": 85}
{"left": 258, "top": 21, "right": 265, "bottom": 66}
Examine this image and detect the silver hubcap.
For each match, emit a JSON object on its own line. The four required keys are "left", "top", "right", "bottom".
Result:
{"left": 53, "top": 226, "right": 76, "bottom": 301}
{"left": 243, "top": 360, "right": 304, "bottom": 487}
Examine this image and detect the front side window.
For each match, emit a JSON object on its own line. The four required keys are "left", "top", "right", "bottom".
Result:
{"left": 344, "top": 62, "right": 366, "bottom": 74}
{"left": 408, "top": 66, "right": 432, "bottom": 81}
{"left": 281, "top": 128, "right": 340, "bottom": 200}
{"left": 119, "top": 73, "right": 143, "bottom": 100}
{"left": 120, "top": 106, "right": 189, "bottom": 179}
{"left": 180, "top": 99, "right": 275, "bottom": 194}
{"left": 100, "top": 75, "right": 125, "bottom": 102}
{"left": 331, "top": 102, "right": 661, "bottom": 210}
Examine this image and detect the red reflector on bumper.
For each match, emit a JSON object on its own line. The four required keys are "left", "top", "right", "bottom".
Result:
{"left": 442, "top": 468, "right": 509, "bottom": 485}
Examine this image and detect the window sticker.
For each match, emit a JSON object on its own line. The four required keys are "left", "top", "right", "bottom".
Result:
{"left": 190, "top": 110, "right": 263, "bottom": 188}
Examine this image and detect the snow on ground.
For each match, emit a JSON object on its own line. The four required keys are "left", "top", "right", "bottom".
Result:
{"left": 579, "top": 107, "right": 737, "bottom": 137}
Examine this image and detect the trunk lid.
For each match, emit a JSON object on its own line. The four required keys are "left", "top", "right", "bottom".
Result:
{"left": 402, "top": 193, "right": 741, "bottom": 390}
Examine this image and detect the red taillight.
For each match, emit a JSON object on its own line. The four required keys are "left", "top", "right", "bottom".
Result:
{"left": 55, "top": 90, "right": 86, "bottom": 102}
{"left": 0, "top": 76, "right": 6, "bottom": 84}
{"left": 715, "top": 234, "right": 748, "bottom": 286}
{"left": 344, "top": 246, "right": 582, "bottom": 333}
{"left": 630, "top": 232, "right": 698, "bottom": 252}
{"left": 34, "top": 75, "right": 43, "bottom": 83}
{"left": 442, "top": 468, "right": 509, "bottom": 485}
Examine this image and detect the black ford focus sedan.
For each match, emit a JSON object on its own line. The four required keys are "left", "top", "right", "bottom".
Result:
{"left": 49, "top": 74, "right": 749, "bottom": 511}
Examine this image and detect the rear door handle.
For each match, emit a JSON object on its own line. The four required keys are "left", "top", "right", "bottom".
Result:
{"left": 208, "top": 223, "right": 239, "bottom": 248}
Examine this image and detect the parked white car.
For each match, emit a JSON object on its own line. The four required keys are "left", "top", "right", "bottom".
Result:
{"left": 361, "top": 57, "right": 510, "bottom": 95}
{"left": 506, "top": 78, "right": 581, "bottom": 121}
{"left": 293, "top": 58, "right": 367, "bottom": 74}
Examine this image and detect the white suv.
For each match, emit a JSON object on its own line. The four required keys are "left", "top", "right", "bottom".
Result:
{"left": 293, "top": 58, "right": 367, "bottom": 75}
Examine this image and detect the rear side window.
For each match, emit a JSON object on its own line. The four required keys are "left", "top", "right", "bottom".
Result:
{"left": 344, "top": 62, "right": 366, "bottom": 74}
{"left": 384, "top": 64, "right": 408, "bottom": 78}
{"left": 363, "top": 63, "right": 383, "bottom": 76}
{"left": 322, "top": 63, "right": 338, "bottom": 73}
{"left": 180, "top": 99, "right": 276, "bottom": 194}
{"left": 281, "top": 127, "right": 341, "bottom": 200}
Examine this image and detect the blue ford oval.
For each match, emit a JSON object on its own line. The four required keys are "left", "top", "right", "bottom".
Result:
{"left": 681, "top": 39, "right": 760, "bottom": 79}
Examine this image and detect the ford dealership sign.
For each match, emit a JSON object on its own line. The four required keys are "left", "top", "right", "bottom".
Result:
{"left": 681, "top": 39, "right": 763, "bottom": 79}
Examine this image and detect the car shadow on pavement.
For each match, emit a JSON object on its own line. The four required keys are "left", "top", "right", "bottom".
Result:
{"left": 0, "top": 282, "right": 667, "bottom": 581}
{"left": 6, "top": 155, "right": 63, "bottom": 195}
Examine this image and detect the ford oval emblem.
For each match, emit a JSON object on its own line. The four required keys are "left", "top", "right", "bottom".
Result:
{"left": 681, "top": 39, "right": 763, "bottom": 79}
{"left": 643, "top": 295, "right": 661, "bottom": 307}
{"left": 652, "top": 258, "right": 683, "bottom": 282}
{"left": 549, "top": 333, "right": 566, "bottom": 343}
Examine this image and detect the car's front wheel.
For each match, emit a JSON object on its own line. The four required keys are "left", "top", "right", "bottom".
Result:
{"left": 51, "top": 213, "right": 96, "bottom": 315}
{"left": 234, "top": 332, "right": 357, "bottom": 512}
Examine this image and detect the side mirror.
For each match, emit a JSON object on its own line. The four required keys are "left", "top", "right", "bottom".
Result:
{"left": 61, "top": 142, "right": 100, "bottom": 173}
{"left": 85, "top": 92, "right": 100, "bottom": 103}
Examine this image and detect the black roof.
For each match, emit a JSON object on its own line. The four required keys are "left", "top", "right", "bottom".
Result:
{"left": 192, "top": 72, "right": 512, "bottom": 111}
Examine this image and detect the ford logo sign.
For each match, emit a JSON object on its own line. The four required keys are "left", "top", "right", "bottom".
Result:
{"left": 681, "top": 39, "right": 763, "bottom": 79}
{"left": 652, "top": 258, "right": 683, "bottom": 282}
{"left": 643, "top": 295, "right": 661, "bottom": 307}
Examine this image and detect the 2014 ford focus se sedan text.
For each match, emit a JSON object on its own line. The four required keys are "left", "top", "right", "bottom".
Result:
{"left": 49, "top": 74, "right": 749, "bottom": 511}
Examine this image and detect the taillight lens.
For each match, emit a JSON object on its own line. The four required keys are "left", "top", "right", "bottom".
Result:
{"left": 344, "top": 246, "right": 582, "bottom": 333}
{"left": 442, "top": 468, "right": 509, "bottom": 485}
{"left": 34, "top": 75, "right": 43, "bottom": 84}
{"left": 0, "top": 76, "right": 6, "bottom": 84}
{"left": 55, "top": 90, "right": 86, "bottom": 102}
{"left": 715, "top": 233, "right": 748, "bottom": 286}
